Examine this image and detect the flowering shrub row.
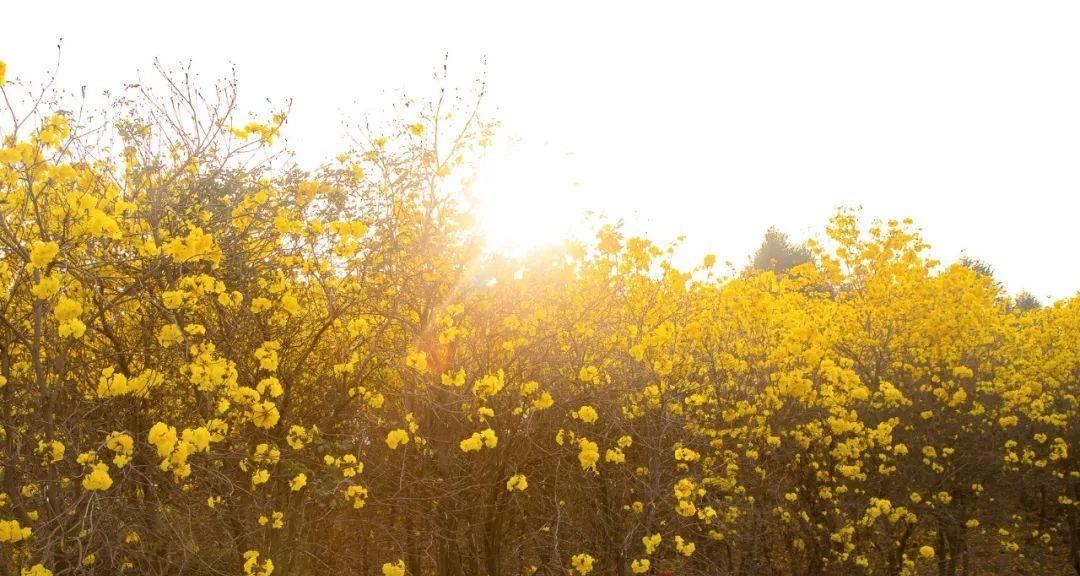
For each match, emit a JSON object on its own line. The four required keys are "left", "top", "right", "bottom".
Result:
{"left": 0, "top": 60, "right": 1076, "bottom": 576}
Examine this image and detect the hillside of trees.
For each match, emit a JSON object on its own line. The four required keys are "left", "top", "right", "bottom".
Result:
{"left": 0, "top": 62, "right": 1077, "bottom": 576}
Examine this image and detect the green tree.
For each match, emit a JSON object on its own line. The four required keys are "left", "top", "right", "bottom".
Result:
{"left": 958, "top": 256, "right": 1004, "bottom": 294}
{"left": 750, "top": 226, "right": 812, "bottom": 274}
{"left": 1012, "top": 290, "right": 1043, "bottom": 312}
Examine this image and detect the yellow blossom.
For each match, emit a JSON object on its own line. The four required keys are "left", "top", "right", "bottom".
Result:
{"left": 571, "top": 553, "right": 594, "bottom": 575}
{"left": 506, "top": 473, "right": 528, "bottom": 491}
{"left": 82, "top": 463, "right": 113, "bottom": 491}
{"left": 290, "top": 473, "right": 307, "bottom": 491}
{"left": 0, "top": 519, "right": 31, "bottom": 543}
{"left": 386, "top": 429, "right": 410, "bottom": 450}
{"left": 382, "top": 560, "right": 406, "bottom": 576}
{"left": 642, "top": 533, "right": 661, "bottom": 554}
{"left": 250, "top": 401, "right": 281, "bottom": 429}
{"left": 578, "top": 439, "right": 600, "bottom": 473}
{"left": 29, "top": 240, "right": 59, "bottom": 269}
{"left": 573, "top": 405, "right": 599, "bottom": 424}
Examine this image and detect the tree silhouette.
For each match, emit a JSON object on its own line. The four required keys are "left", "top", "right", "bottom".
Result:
{"left": 750, "top": 227, "right": 812, "bottom": 274}
{"left": 1012, "top": 290, "right": 1043, "bottom": 312}
{"left": 958, "top": 256, "right": 1004, "bottom": 294}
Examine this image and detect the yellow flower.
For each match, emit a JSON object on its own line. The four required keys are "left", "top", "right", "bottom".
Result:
{"left": 674, "top": 446, "right": 700, "bottom": 462}
{"left": 631, "top": 558, "right": 650, "bottom": 573}
{"left": 642, "top": 533, "right": 661, "bottom": 554}
{"left": 506, "top": 473, "right": 528, "bottom": 491}
{"left": 919, "top": 545, "right": 935, "bottom": 559}
{"left": 162, "top": 290, "right": 187, "bottom": 309}
{"left": 58, "top": 318, "right": 87, "bottom": 339}
{"left": 570, "top": 553, "right": 594, "bottom": 575}
{"left": 532, "top": 391, "right": 554, "bottom": 410}
{"left": 252, "top": 443, "right": 281, "bottom": 464}
{"left": 460, "top": 427, "right": 498, "bottom": 452}
{"left": 578, "top": 366, "right": 600, "bottom": 384}
{"left": 675, "top": 535, "right": 696, "bottom": 556}
{"left": 472, "top": 371, "right": 506, "bottom": 397}
{"left": 251, "top": 469, "right": 270, "bottom": 488}
{"left": 386, "top": 429, "right": 410, "bottom": 450}
{"left": 259, "top": 511, "right": 284, "bottom": 529}
{"left": 31, "top": 272, "right": 61, "bottom": 299}
{"left": 242, "top": 550, "right": 274, "bottom": 576}
{"left": 38, "top": 439, "right": 65, "bottom": 463}
{"left": 578, "top": 439, "right": 600, "bottom": 472}
{"left": 574, "top": 405, "right": 598, "bottom": 424}
{"left": 182, "top": 427, "right": 212, "bottom": 452}
{"left": 257, "top": 377, "right": 284, "bottom": 398}
{"left": 460, "top": 434, "right": 483, "bottom": 452}
{"left": 163, "top": 226, "right": 222, "bottom": 267}
{"left": 54, "top": 296, "right": 85, "bottom": 339}
{"left": 254, "top": 341, "right": 281, "bottom": 372}
{"left": 286, "top": 425, "right": 309, "bottom": 449}
{"left": 147, "top": 422, "right": 178, "bottom": 458}
{"left": 249, "top": 401, "right": 280, "bottom": 429}
{"left": 0, "top": 519, "right": 31, "bottom": 543}
{"left": 82, "top": 463, "right": 113, "bottom": 491}
{"left": 29, "top": 240, "right": 59, "bottom": 269}
{"left": 280, "top": 293, "right": 301, "bottom": 315}
{"left": 290, "top": 473, "right": 307, "bottom": 491}
{"left": 157, "top": 324, "right": 184, "bottom": 347}
{"left": 382, "top": 559, "right": 406, "bottom": 576}
{"left": 441, "top": 369, "right": 466, "bottom": 387}
{"left": 405, "top": 349, "right": 427, "bottom": 372}
{"left": 21, "top": 564, "right": 52, "bottom": 576}
{"left": 347, "top": 484, "right": 368, "bottom": 508}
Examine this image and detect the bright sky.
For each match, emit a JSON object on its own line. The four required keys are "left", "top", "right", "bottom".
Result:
{"left": 3, "top": 1, "right": 1078, "bottom": 300}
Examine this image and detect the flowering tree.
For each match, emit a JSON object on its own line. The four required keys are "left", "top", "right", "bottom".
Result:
{"left": 0, "top": 59, "right": 1077, "bottom": 576}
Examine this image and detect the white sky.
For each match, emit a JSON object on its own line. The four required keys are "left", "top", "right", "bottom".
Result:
{"left": 2, "top": 1, "right": 1079, "bottom": 300}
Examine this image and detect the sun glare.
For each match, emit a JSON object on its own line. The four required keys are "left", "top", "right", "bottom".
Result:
{"left": 471, "top": 141, "right": 586, "bottom": 254}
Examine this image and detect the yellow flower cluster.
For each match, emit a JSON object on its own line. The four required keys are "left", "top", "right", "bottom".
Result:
{"left": 571, "top": 553, "right": 595, "bottom": 575}
{"left": 386, "top": 429, "right": 410, "bottom": 450}
{"left": 81, "top": 463, "right": 113, "bottom": 491}
{"left": 459, "top": 428, "right": 498, "bottom": 452}
{"left": 242, "top": 550, "right": 274, "bottom": 576}
{"left": 572, "top": 405, "right": 598, "bottom": 424}
{"left": 0, "top": 60, "right": 1075, "bottom": 576}
{"left": 506, "top": 473, "right": 528, "bottom": 492}
{"left": 0, "top": 519, "right": 31, "bottom": 543}
{"left": 381, "top": 560, "right": 406, "bottom": 576}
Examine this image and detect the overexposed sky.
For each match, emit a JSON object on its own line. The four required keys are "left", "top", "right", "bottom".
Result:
{"left": 2, "top": 1, "right": 1078, "bottom": 300}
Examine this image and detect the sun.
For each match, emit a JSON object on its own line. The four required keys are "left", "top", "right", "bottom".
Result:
{"left": 470, "top": 141, "right": 584, "bottom": 254}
